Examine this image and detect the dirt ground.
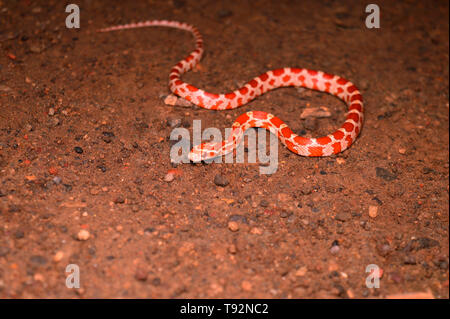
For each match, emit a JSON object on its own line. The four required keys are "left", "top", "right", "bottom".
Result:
{"left": 0, "top": 0, "right": 448, "bottom": 299}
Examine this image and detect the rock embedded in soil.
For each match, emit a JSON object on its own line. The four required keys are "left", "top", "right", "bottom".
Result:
{"left": 77, "top": 229, "right": 90, "bottom": 241}
{"left": 0, "top": 246, "right": 10, "bottom": 257}
{"left": 335, "top": 212, "right": 351, "bottom": 222}
{"left": 228, "top": 221, "right": 239, "bottom": 232}
{"left": 74, "top": 146, "right": 84, "bottom": 154}
{"left": 214, "top": 174, "right": 229, "bottom": 187}
{"left": 164, "top": 172, "right": 175, "bottom": 182}
{"left": 30, "top": 255, "right": 47, "bottom": 265}
{"left": 375, "top": 167, "right": 397, "bottom": 181}
{"left": 368, "top": 205, "right": 378, "bottom": 218}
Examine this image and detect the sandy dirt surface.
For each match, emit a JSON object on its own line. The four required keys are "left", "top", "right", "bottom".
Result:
{"left": 0, "top": 0, "right": 448, "bottom": 298}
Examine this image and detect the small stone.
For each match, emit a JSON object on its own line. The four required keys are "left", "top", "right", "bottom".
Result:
{"left": 250, "top": 227, "right": 263, "bottom": 235}
{"left": 0, "top": 246, "right": 10, "bottom": 257}
{"left": 259, "top": 199, "right": 269, "bottom": 207}
{"left": 335, "top": 212, "right": 351, "bottom": 222}
{"left": 74, "top": 146, "right": 83, "bottom": 154}
{"left": 398, "top": 148, "right": 407, "bottom": 154}
{"left": 114, "top": 196, "right": 125, "bottom": 204}
{"left": 48, "top": 107, "right": 55, "bottom": 116}
{"left": 228, "top": 221, "right": 239, "bottom": 232}
{"left": 90, "top": 188, "right": 100, "bottom": 195}
{"left": 295, "top": 266, "right": 308, "bottom": 277}
{"left": 214, "top": 174, "right": 229, "bottom": 187}
{"left": 77, "top": 229, "right": 90, "bottom": 241}
{"left": 30, "top": 255, "right": 47, "bottom": 265}
{"left": 369, "top": 205, "right": 378, "bottom": 218}
{"left": 33, "top": 273, "right": 44, "bottom": 282}
{"left": 164, "top": 172, "right": 175, "bottom": 182}
{"left": 300, "top": 106, "right": 331, "bottom": 119}
{"left": 375, "top": 167, "right": 397, "bottom": 181}
{"left": 163, "top": 94, "right": 178, "bottom": 106}
{"left": 52, "top": 176, "right": 62, "bottom": 184}
{"left": 241, "top": 280, "right": 252, "bottom": 291}
{"left": 15, "top": 230, "right": 24, "bottom": 239}
{"left": 228, "top": 244, "right": 237, "bottom": 254}
{"left": 135, "top": 268, "right": 148, "bottom": 281}
{"left": 404, "top": 255, "right": 417, "bottom": 265}
{"left": 336, "top": 158, "right": 346, "bottom": 164}
{"left": 53, "top": 251, "right": 64, "bottom": 262}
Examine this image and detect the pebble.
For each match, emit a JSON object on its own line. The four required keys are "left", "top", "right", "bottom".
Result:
{"left": 295, "top": 266, "right": 308, "bottom": 277}
{"left": 53, "top": 251, "right": 64, "bottom": 262}
{"left": 135, "top": 268, "right": 148, "bottom": 281}
{"left": 375, "top": 167, "right": 397, "bottom": 181}
{"left": 48, "top": 107, "right": 55, "bottom": 116}
{"left": 30, "top": 255, "right": 47, "bottom": 265}
{"left": 214, "top": 174, "right": 229, "bottom": 187}
{"left": 74, "top": 146, "right": 83, "bottom": 154}
{"left": 368, "top": 205, "right": 378, "bottom": 218}
{"left": 77, "top": 229, "right": 90, "bottom": 241}
{"left": 398, "top": 148, "right": 407, "bottom": 154}
{"left": 114, "top": 196, "right": 125, "bottom": 204}
{"left": 300, "top": 106, "right": 331, "bottom": 119}
{"left": 15, "top": 230, "right": 24, "bottom": 239}
{"left": 404, "top": 255, "right": 417, "bottom": 265}
{"left": 0, "top": 246, "right": 10, "bottom": 257}
{"left": 250, "top": 227, "right": 263, "bottom": 235}
{"left": 330, "top": 240, "right": 340, "bottom": 254}
{"left": 241, "top": 280, "right": 252, "bottom": 291}
{"left": 52, "top": 176, "right": 62, "bottom": 184}
{"left": 335, "top": 212, "right": 351, "bottom": 222}
{"left": 336, "top": 158, "right": 346, "bottom": 164}
{"left": 228, "top": 244, "right": 237, "bottom": 254}
{"left": 164, "top": 172, "right": 175, "bottom": 182}
{"left": 259, "top": 199, "right": 269, "bottom": 207}
{"left": 228, "top": 221, "right": 239, "bottom": 232}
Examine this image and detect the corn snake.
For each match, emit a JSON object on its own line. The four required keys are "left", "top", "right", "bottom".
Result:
{"left": 98, "top": 20, "right": 364, "bottom": 162}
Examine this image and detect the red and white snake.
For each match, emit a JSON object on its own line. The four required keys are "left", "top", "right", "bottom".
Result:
{"left": 98, "top": 20, "right": 364, "bottom": 162}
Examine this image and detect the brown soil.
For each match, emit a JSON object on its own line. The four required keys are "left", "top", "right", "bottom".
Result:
{"left": 0, "top": 0, "right": 448, "bottom": 299}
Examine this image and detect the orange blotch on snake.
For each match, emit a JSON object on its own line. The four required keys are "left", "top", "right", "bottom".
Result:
{"left": 346, "top": 113, "right": 360, "bottom": 123}
{"left": 298, "top": 75, "right": 305, "bottom": 83}
{"left": 342, "top": 122, "right": 354, "bottom": 132}
{"left": 239, "top": 87, "right": 248, "bottom": 95}
{"left": 332, "top": 130, "right": 345, "bottom": 140}
{"left": 225, "top": 92, "right": 236, "bottom": 99}
{"left": 332, "top": 142, "right": 341, "bottom": 153}
{"left": 187, "top": 84, "right": 198, "bottom": 92}
{"left": 307, "top": 70, "right": 318, "bottom": 76}
{"left": 308, "top": 146, "right": 323, "bottom": 156}
{"left": 349, "top": 103, "right": 362, "bottom": 112}
{"left": 281, "top": 127, "right": 292, "bottom": 138}
{"left": 351, "top": 94, "right": 363, "bottom": 102}
{"left": 345, "top": 135, "right": 353, "bottom": 146}
{"left": 249, "top": 79, "right": 258, "bottom": 88}
{"left": 323, "top": 73, "right": 334, "bottom": 79}
{"left": 347, "top": 85, "right": 357, "bottom": 93}
{"left": 269, "top": 116, "right": 283, "bottom": 127}
{"left": 317, "top": 136, "right": 332, "bottom": 145}
{"left": 269, "top": 79, "right": 275, "bottom": 86}
{"left": 294, "top": 135, "right": 310, "bottom": 146}
{"left": 282, "top": 75, "right": 291, "bottom": 83}
{"left": 205, "top": 92, "right": 219, "bottom": 99}
{"left": 273, "top": 69, "right": 284, "bottom": 76}
{"left": 260, "top": 73, "right": 269, "bottom": 81}
{"left": 337, "top": 78, "right": 348, "bottom": 85}
{"left": 291, "top": 68, "right": 302, "bottom": 74}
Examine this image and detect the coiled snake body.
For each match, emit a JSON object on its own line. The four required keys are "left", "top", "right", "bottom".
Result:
{"left": 99, "top": 20, "right": 364, "bottom": 162}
